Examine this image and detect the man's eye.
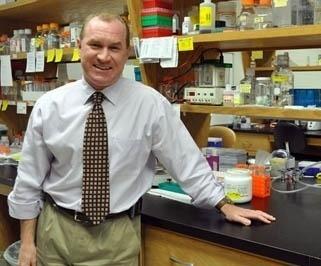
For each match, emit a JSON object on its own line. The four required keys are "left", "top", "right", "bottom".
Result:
{"left": 110, "top": 46, "right": 120, "bottom": 51}
{"left": 90, "top": 43, "right": 100, "bottom": 48}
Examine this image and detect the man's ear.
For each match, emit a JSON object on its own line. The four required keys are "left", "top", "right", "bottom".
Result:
{"left": 77, "top": 38, "right": 81, "bottom": 49}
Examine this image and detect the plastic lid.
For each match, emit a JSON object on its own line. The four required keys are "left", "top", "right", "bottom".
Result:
{"left": 18, "top": 29, "right": 24, "bottom": 34}
{"left": 204, "top": 0, "right": 212, "bottom": 3}
{"left": 226, "top": 168, "right": 251, "bottom": 177}
{"left": 225, "top": 84, "right": 232, "bottom": 91}
{"left": 36, "top": 25, "right": 42, "bottom": 31}
{"left": 184, "top": 16, "right": 191, "bottom": 22}
{"left": 24, "top": 28, "right": 32, "bottom": 34}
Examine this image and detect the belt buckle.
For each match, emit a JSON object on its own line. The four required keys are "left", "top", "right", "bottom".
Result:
{"left": 74, "top": 211, "right": 82, "bottom": 222}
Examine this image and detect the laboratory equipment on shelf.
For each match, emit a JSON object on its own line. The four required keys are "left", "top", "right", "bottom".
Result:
{"left": 184, "top": 59, "right": 232, "bottom": 105}
{"left": 271, "top": 52, "right": 294, "bottom": 106}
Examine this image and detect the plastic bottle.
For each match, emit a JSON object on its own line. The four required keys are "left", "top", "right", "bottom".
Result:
{"left": 172, "top": 13, "right": 179, "bottom": 35}
{"left": 199, "top": 0, "right": 216, "bottom": 33}
{"left": 69, "top": 21, "right": 82, "bottom": 47}
{"left": 182, "top": 16, "right": 192, "bottom": 35}
{"left": 251, "top": 165, "right": 271, "bottom": 198}
{"left": 47, "top": 23, "right": 60, "bottom": 49}
{"left": 223, "top": 84, "right": 234, "bottom": 106}
{"left": 18, "top": 29, "right": 27, "bottom": 52}
{"left": 9, "top": 29, "right": 19, "bottom": 54}
{"left": 23, "top": 28, "right": 32, "bottom": 52}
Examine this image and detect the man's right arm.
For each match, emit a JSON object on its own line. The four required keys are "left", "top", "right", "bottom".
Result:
{"left": 19, "top": 219, "right": 37, "bottom": 266}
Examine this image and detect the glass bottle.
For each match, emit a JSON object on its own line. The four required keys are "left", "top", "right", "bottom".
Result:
{"left": 255, "top": 77, "right": 272, "bottom": 105}
{"left": 271, "top": 52, "right": 294, "bottom": 106}
{"left": 40, "top": 23, "right": 49, "bottom": 51}
{"left": 239, "top": 60, "right": 256, "bottom": 105}
{"left": 23, "top": 28, "right": 32, "bottom": 52}
{"left": 69, "top": 21, "right": 82, "bottom": 47}
{"left": 272, "top": 0, "right": 297, "bottom": 27}
{"left": 34, "top": 25, "right": 43, "bottom": 51}
{"left": 254, "top": 0, "right": 273, "bottom": 29}
{"left": 237, "top": 0, "right": 255, "bottom": 30}
{"left": 47, "top": 23, "right": 60, "bottom": 49}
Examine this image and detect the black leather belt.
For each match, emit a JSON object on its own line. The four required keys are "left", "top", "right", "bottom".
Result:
{"left": 45, "top": 193, "right": 142, "bottom": 226}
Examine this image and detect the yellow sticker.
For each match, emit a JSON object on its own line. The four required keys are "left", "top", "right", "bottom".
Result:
{"left": 1, "top": 100, "right": 8, "bottom": 111}
{"left": 71, "top": 48, "right": 80, "bottom": 62}
{"left": 273, "top": 0, "right": 288, "bottom": 7}
{"left": 200, "top": 6, "right": 212, "bottom": 27}
{"left": 55, "top": 49, "right": 63, "bottom": 62}
{"left": 178, "top": 37, "right": 194, "bottom": 52}
{"left": 272, "top": 75, "right": 288, "bottom": 83}
{"left": 240, "top": 84, "right": 252, "bottom": 93}
{"left": 251, "top": 50, "right": 263, "bottom": 60}
{"left": 46, "top": 49, "right": 55, "bottom": 62}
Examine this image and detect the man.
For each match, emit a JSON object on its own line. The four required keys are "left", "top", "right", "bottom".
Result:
{"left": 8, "top": 13, "right": 275, "bottom": 266}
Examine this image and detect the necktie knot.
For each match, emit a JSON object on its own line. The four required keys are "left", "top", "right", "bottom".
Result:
{"left": 92, "top": 91, "right": 105, "bottom": 105}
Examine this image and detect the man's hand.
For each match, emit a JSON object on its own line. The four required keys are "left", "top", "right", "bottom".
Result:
{"left": 19, "top": 241, "right": 37, "bottom": 266}
{"left": 19, "top": 219, "right": 37, "bottom": 266}
{"left": 220, "top": 204, "right": 276, "bottom": 226}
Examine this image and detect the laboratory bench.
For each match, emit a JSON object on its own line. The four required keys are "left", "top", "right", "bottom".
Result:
{"left": 231, "top": 126, "right": 321, "bottom": 159}
{"left": 141, "top": 190, "right": 321, "bottom": 266}
{"left": 1, "top": 180, "right": 321, "bottom": 265}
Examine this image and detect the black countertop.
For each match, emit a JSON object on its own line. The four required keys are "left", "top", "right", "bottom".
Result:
{"left": 141, "top": 189, "right": 321, "bottom": 266}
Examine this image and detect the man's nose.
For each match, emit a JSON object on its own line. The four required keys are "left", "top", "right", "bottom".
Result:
{"left": 97, "top": 48, "right": 111, "bottom": 60}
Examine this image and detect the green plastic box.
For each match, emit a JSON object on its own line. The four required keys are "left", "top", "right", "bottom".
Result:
{"left": 141, "top": 15, "right": 172, "bottom": 27}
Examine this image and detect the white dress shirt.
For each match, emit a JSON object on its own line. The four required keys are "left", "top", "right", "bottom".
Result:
{"left": 8, "top": 77, "right": 224, "bottom": 219}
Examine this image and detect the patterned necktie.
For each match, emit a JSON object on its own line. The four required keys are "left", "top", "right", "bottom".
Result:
{"left": 82, "top": 91, "right": 109, "bottom": 225}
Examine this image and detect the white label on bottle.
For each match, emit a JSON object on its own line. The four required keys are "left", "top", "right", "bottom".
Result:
{"left": 21, "top": 39, "right": 26, "bottom": 52}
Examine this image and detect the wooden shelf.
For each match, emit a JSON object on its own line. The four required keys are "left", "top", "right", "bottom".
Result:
{"left": 256, "top": 65, "right": 321, "bottom": 72}
{"left": 181, "top": 25, "right": 321, "bottom": 52}
{"left": 0, "top": 0, "right": 126, "bottom": 29}
{"left": 180, "top": 104, "right": 321, "bottom": 121}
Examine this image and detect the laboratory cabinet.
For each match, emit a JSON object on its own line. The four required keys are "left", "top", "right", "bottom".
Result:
{"left": 127, "top": 0, "right": 321, "bottom": 148}
{"left": 143, "top": 225, "right": 287, "bottom": 266}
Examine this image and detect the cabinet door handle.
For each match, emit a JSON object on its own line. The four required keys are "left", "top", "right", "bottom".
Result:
{"left": 169, "top": 255, "right": 194, "bottom": 266}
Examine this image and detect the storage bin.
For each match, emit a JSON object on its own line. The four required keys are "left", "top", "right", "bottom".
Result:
{"left": 293, "top": 88, "right": 321, "bottom": 107}
{"left": 142, "top": 26, "right": 172, "bottom": 38}
{"left": 141, "top": 15, "right": 172, "bottom": 27}
{"left": 141, "top": 7, "right": 173, "bottom": 17}
{"left": 143, "top": 0, "right": 173, "bottom": 9}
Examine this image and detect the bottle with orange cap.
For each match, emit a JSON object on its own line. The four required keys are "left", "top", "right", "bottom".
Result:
{"left": 47, "top": 23, "right": 60, "bottom": 49}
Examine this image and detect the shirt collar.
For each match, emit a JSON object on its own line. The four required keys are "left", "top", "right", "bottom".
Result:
{"left": 81, "top": 77, "right": 125, "bottom": 106}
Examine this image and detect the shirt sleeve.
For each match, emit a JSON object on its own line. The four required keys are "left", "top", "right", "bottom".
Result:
{"left": 151, "top": 97, "right": 225, "bottom": 209}
{"left": 8, "top": 101, "right": 52, "bottom": 219}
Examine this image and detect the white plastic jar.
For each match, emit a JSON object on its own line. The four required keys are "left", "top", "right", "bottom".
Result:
{"left": 224, "top": 168, "right": 252, "bottom": 203}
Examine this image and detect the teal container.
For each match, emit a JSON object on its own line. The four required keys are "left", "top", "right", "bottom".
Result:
{"left": 141, "top": 15, "right": 172, "bottom": 27}
{"left": 158, "top": 181, "right": 186, "bottom": 194}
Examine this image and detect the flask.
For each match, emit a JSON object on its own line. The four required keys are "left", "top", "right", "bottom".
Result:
{"left": 271, "top": 52, "right": 294, "bottom": 106}
{"left": 199, "top": 0, "right": 216, "bottom": 33}
{"left": 224, "top": 168, "right": 252, "bottom": 203}
{"left": 47, "top": 23, "right": 60, "bottom": 49}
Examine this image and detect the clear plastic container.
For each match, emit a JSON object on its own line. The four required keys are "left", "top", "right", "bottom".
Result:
{"left": 69, "top": 21, "right": 82, "bottom": 47}
{"left": 255, "top": 77, "right": 272, "bottom": 106}
{"left": 224, "top": 168, "right": 252, "bottom": 203}
{"left": 217, "top": 1, "right": 237, "bottom": 28}
{"left": 254, "top": 4, "right": 273, "bottom": 29}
